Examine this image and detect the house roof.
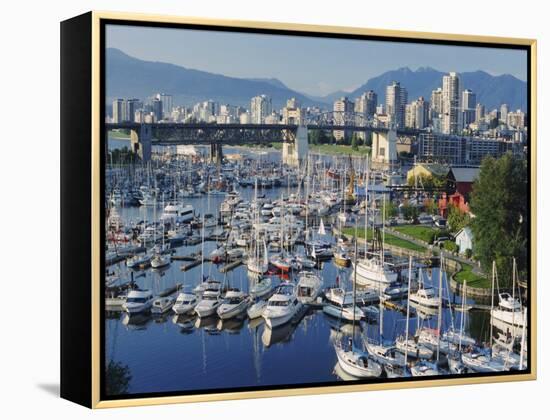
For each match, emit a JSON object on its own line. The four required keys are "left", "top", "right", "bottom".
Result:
{"left": 449, "top": 167, "right": 480, "bottom": 183}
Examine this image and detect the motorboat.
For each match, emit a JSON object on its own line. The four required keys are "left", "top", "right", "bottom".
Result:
{"left": 217, "top": 289, "right": 250, "bottom": 319}
{"left": 323, "top": 288, "right": 364, "bottom": 322}
{"left": 364, "top": 339, "right": 405, "bottom": 366}
{"left": 491, "top": 293, "right": 527, "bottom": 328}
{"left": 151, "top": 296, "right": 175, "bottom": 314}
{"left": 270, "top": 255, "right": 292, "bottom": 273}
{"left": 409, "top": 287, "right": 440, "bottom": 308}
{"left": 262, "top": 282, "right": 302, "bottom": 328}
{"left": 194, "top": 281, "right": 223, "bottom": 317}
{"left": 150, "top": 253, "right": 171, "bottom": 269}
{"left": 296, "top": 271, "right": 323, "bottom": 304}
{"left": 126, "top": 252, "right": 151, "bottom": 269}
{"left": 122, "top": 289, "right": 154, "bottom": 314}
{"left": 172, "top": 292, "right": 198, "bottom": 315}
{"left": 333, "top": 250, "right": 351, "bottom": 268}
{"left": 160, "top": 203, "right": 194, "bottom": 223}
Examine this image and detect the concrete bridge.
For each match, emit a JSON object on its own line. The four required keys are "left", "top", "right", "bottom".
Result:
{"left": 106, "top": 111, "right": 420, "bottom": 166}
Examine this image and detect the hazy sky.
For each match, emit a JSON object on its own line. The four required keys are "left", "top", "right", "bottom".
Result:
{"left": 106, "top": 24, "right": 528, "bottom": 97}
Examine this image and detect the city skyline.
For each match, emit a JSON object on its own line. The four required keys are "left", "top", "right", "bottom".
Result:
{"left": 106, "top": 24, "right": 528, "bottom": 97}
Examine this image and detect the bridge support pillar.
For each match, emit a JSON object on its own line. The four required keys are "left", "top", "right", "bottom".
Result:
{"left": 282, "top": 125, "right": 308, "bottom": 167}
{"left": 210, "top": 143, "right": 223, "bottom": 165}
{"left": 130, "top": 124, "right": 152, "bottom": 162}
{"left": 371, "top": 129, "right": 398, "bottom": 170}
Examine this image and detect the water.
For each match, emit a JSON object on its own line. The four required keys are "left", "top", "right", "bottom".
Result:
{"left": 105, "top": 141, "right": 494, "bottom": 396}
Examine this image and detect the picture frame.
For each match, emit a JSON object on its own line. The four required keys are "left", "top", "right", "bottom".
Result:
{"left": 60, "top": 11, "right": 537, "bottom": 408}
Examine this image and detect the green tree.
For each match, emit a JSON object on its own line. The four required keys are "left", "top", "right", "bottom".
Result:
{"left": 469, "top": 153, "right": 528, "bottom": 286}
{"left": 384, "top": 201, "right": 398, "bottom": 220}
{"left": 351, "top": 134, "right": 359, "bottom": 150}
{"left": 447, "top": 204, "right": 470, "bottom": 233}
{"left": 402, "top": 204, "right": 419, "bottom": 222}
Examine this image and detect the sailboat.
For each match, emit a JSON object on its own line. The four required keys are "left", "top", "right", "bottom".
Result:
{"left": 386, "top": 256, "right": 414, "bottom": 378}
{"left": 334, "top": 233, "right": 382, "bottom": 378}
{"left": 462, "top": 261, "right": 509, "bottom": 373}
{"left": 491, "top": 259, "right": 527, "bottom": 329}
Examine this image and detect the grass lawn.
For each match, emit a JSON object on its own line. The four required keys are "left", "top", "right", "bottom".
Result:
{"left": 394, "top": 225, "right": 438, "bottom": 243}
{"left": 454, "top": 263, "right": 491, "bottom": 288}
{"left": 310, "top": 144, "right": 371, "bottom": 157}
{"left": 342, "top": 227, "right": 426, "bottom": 253}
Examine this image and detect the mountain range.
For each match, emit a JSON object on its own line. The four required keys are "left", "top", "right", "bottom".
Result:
{"left": 106, "top": 48, "right": 527, "bottom": 112}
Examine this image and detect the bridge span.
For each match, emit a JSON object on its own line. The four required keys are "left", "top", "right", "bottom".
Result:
{"left": 106, "top": 111, "right": 420, "bottom": 165}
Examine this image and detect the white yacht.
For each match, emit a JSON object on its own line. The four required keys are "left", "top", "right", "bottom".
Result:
{"left": 160, "top": 203, "right": 194, "bottom": 223}
{"left": 409, "top": 287, "right": 440, "bottom": 308}
{"left": 126, "top": 252, "right": 151, "bottom": 269}
{"left": 262, "top": 282, "right": 302, "bottom": 329}
{"left": 150, "top": 253, "right": 171, "bottom": 269}
{"left": 491, "top": 293, "right": 527, "bottom": 328}
{"left": 172, "top": 292, "right": 198, "bottom": 315}
{"left": 352, "top": 256, "right": 398, "bottom": 286}
{"left": 217, "top": 289, "right": 249, "bottom": 319}
{"left": 296, "top": 271, "right": 323, "bottom": 304}
{"left": 122, "top": 290, "right": 154, "bottom": 314}
{"left": 151, "top": 296, "right": 175, "bottom": 314}
{"left": 194, "top": 281, "right": 223, "bottom": 317}
{"left": 322, "top": 288, "right": 364, "bottom": 322}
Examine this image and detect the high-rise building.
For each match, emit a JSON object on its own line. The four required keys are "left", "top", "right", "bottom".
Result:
{"left": 500, "top": 103, "right": 509, "bottom": 124}
{"left": 126, "top": 99, "right": 141, "bottom": 123}
{"left": 507, "top": 109, "right": 525, "bottom": 129}
{"left": 155, "top": 93, "right": 173, "bottom": 119}
{"left": 430, "top": 88, "right": 443, "bottom": 120}
{"left": 250, "top": 94, "right": 272, "bottom": 124}
{"left": 151, "top": 98, "right": 163, "bottom": 122}
{"left": 475, "top": 103, "right": 486, "bottom": 122}
{"left": 442, "top": 72, "right": 462, "bottom": 134}
{"left": 333, "top": 96, "right": 354, "bottom": 141}
{"left": 462, "top": 89, "right": 477, "bottom": 127}
{"left": 355, "top": 90, "right": 377, "bottom": 119}
{"left": 385, "top": 82, "right": 408, "bottom": 128}
{"left": 405, "top": 97, "right": 429, "bottom": 129}
{"left": 112, "top": 99, "right": 125, "bottom": 123}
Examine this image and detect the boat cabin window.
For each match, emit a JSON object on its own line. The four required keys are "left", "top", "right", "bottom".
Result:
{"left": 268, "top": 300, "right": 290, "bottom": 307}
{"left": 127, "top": 297, "right": 148, "bottom": 303}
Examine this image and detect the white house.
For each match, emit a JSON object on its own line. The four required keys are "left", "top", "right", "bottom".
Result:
{"left": 455, "top": 227, "right": 473, "bottom": 255}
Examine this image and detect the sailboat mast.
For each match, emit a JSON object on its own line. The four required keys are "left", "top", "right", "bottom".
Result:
{"left": 436, "top": 258, "right": 444, "bottom": 362}
{"left": 404, "top": 256, "right": 412, "bottom": 368}
{"left": 352, "top": 219, "right": 359, "bottom": 348}
{"left": 490, "top": 260, "right": 495, "bottom": 358}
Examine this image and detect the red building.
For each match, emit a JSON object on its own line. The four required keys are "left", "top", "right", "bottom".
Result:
{"left": 438, "top": 167, "right": 480, "bottom": 217}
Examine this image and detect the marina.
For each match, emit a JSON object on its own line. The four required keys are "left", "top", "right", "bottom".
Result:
{"left": 105, "top": 145, "right": 528, "bottom": 395}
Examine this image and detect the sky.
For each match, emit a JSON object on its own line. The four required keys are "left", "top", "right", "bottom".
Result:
{"left": 106, "top": 24, "right": 528, "bottom": 97}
